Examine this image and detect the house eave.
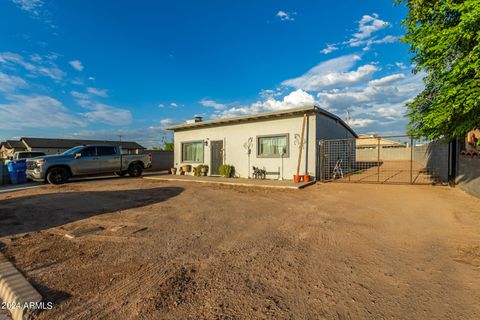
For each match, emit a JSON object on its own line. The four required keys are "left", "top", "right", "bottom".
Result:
{"left": 165, "top": 105, "right": 358, "bottom": 138}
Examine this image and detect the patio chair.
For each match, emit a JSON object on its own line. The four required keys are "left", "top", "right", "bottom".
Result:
{"left": 252, "top": 166, "right": 266, "bottom": 179}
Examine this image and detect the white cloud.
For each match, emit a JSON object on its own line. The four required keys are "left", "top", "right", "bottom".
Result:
{"left": 86, "top": 87, "right": 108, "bottom": 97}
{"left": 376, "top": 107, "right": 404, "bottom": 117}
{"left": 88, "top": 76, "right": 95, "bottom": 81}
{"left": 0, "top": 95, "right": 86, "bottom": 129}
{"left": 276, "top": 10, "right": 295, "bottom": 21}
{"left": 320, "top": 44, "right": 339, "bottom": 55}
{"left": 200, "top": 99, "right": 226, "bottom": 110}
{"left": 69, "top": 60, "right": 84, "bottom": 71}
{"left": 324, "top": 14, "right": 396, "bottom": 52}
{"left": 81, "top": 103, "right": 132, "bottom": 126}
{"left": 10, "top": 0, "right": 43, "bottom": 15}
{"left": 215, "top": 89, "right": 315, "bottom": 119}
{"left": 10, "top": 0, "right": 55, "bottom": 28}
{"left": 70, "top": 90, "right": 90, "bottom": 99}
{"left": 0, "top": 72, "right": 28, "bottom": 93}
{"left": 259, "top": 89, "right": 283, "bottom": 99}
{"left": 160, "top": 118, "right": 174, "bottom": 126}
{"left": 360, "top": 35, "right": 399, "bottom": 51}
{"left": 0, "top": 52, "right": 66, "bottom": 81}
{"left": 158, "top": 103, "right": 165, "bottom": 108}
{"left": 368, "top": 73, "right": 405, "bottom": 86}
{"left": 71, "top": 78, "right": 84, "bottom": 85}
{"left": 170, "top": 102, "right": 178, "bottom": 107}
{"left": 395, "top": 62, "right": 407, "bottom": 70}
{"left": 346, "top": 13, "right": 390, "bottom": 47}
{"left": 349, "top": 118, "right": 376, "bottom": 128}
{"left": 282, "top": 54, "right": 378, "bottom": 91}
{"left": 316, "top": 71, "right": 425, "bottom": 133}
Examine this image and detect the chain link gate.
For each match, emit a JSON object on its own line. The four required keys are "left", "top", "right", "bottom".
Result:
{"left": 319, "top": 136, "right": 450, "bottom": 185}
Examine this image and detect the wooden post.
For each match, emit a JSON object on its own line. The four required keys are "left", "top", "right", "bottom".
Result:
{"left": 377, "top": 137, "right": 380, "bottom": 183}
{"left": 410, "top": 137, "right": 414, "bottom": 184}
{"left": 296, "top": 113, "right": 307, "bottom": 176}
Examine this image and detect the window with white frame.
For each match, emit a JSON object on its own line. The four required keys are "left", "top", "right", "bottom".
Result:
{"left": 182, "top": 141, "right": 204, "bottom": 162}
{"left": 257, "top": 134, "right": 289, "bottom": 158}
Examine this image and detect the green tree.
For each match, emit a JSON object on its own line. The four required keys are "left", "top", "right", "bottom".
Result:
{"left": 163, "top": 142, "right": 174, "bottom": 151}
{"left": 396, "top": 0, "right": 480, "bottom": 139}
{"left": 149, "top": 146, "right": 161, "bottom": 150}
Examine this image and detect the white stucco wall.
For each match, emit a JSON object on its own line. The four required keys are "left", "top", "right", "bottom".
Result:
{"left": 173, "top": 114, "right": 318, "bottom": 180}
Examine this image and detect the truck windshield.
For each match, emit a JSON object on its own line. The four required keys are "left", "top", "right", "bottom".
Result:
{"left": 63, "top": 146, "right": 85, "bottom": 155}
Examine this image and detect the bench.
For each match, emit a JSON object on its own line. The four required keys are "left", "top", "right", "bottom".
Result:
{"left": 252, "top": 166, "right": 280, "bottom": 180}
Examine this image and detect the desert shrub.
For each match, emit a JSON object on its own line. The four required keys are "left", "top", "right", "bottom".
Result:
{"left": 219, "top": 164, "right": 234, "bottom": 178}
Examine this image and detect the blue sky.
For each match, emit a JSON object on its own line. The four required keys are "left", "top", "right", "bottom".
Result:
{"left": 0, "top": 0, "right": 422, "bottom": 147}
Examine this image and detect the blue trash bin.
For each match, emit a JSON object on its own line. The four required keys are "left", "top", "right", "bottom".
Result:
{"left": 6, "top": 160, "right": 27, "bottom": 185}
{"left": 6, "top": 161, "right": 18, "bottom": 184}
{"left": 16, "top": 160, "right": 27, "bottom": 184}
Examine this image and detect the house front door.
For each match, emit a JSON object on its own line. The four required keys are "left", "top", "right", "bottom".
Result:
{"left": 210, "top": 140, "right": 224, "bottom": 175}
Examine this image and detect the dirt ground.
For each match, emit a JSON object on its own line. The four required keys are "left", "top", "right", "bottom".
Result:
{"left": 1, "top": 177, "right": 480, "bottom": 319}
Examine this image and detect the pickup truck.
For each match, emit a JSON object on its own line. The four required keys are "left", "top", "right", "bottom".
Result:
{"left": 5, "top": 151, "right": 46, "bottom": 165}
{"left": 26, "top": 145, "right": 152, "bottom": 184}
{"left": 11, "top": 151, "right": 46, "bottom": 161}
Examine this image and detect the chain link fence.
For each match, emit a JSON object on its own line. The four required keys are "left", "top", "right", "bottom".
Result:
{"left": 319, "top": 136, "right": 450, "bottom": 184}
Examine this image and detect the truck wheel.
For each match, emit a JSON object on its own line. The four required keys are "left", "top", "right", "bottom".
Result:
{"left": 115, "top": 171, "right": 127, "bottom": 177}
{"left": 128, "top": 164, "right": 143, "bottom": 177}
{"left": 47, "top": 167, "right": 69, "bottom": 184}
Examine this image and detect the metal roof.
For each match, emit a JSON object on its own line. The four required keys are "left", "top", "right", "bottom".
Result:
{"left": 20, "top": 137, "right": 146, "bottom": 150}
{"left": 164, "top": 105, "right": 357, "bottom": 137}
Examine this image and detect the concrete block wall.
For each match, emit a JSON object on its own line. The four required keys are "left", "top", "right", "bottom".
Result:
{"left": 457, "top": 156, "right": 480, "bottom": 198}
{"left": 413, "top": 141, "right": 449, "bottom": 181}
{"left": 140, "top": 150, "right": 174, "bottom": 171}
{"left": 356, "top": 147, "right": 411, "bottom": 161}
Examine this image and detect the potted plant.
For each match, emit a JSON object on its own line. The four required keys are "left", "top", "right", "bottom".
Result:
{"left": 293, "top": 175, "right": 301, "bottom": 183}
{"left": 181, "top": 164, "right": 191, "bottom": 173}
{"left": 303, "top": 174, "right": 310, "bottom": 182}
{"left": 200, "top": 165, "right": 209, "bottom": 176}
{"left": 171, "top": 168, "right": 177, "bottom": 175}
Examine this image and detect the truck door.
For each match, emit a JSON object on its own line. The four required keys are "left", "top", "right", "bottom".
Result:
{"left": 71, "top": 146, "right": 100, "bottom": 174}
{"left": 97, "top": 146, "right": 120, "bottom": 172}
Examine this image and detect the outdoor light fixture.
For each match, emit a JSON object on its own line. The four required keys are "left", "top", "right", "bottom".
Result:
{"left": 205, "top": 139, "right": 209, "bottom": 147}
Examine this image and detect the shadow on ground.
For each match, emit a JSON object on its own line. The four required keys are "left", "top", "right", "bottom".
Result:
{"left": 0, "top": 187, "right": 183, "bottom": 237}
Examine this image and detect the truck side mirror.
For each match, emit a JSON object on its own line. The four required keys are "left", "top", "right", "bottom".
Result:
{"left": 75, "top": 153, "right": 82, "bottom": 159}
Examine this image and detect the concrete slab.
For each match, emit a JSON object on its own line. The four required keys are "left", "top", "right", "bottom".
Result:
{"left": 144, "top": 174, "right": 316, "bottom": 190}
{"left": 0, "top": 183, "right": 44, "bottom": 195}
{"left": 0, "top": 254, "right": 42, "bottom": 320}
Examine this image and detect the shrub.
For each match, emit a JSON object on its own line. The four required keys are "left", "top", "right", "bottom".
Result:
{"left": 193, "top": 166, "right": 200, "bottom": 176}
{"left": 219, "top": 164, "right": 234, "bottom": 178}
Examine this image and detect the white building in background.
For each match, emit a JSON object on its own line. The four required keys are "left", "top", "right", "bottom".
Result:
{"left": 165, "top": 106, "right": 357, "bottom": 180}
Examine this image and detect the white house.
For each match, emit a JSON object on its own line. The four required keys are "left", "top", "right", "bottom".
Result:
{"left": 165, "top": 106, "right": 357, "bottom": 180}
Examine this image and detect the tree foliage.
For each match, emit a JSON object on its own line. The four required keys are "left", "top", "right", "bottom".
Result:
{"left": 163, "top": 142, "right": 174, "bottom": 151}
{"left": 396, "top": 0, "right": 480, "bottom": 139}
